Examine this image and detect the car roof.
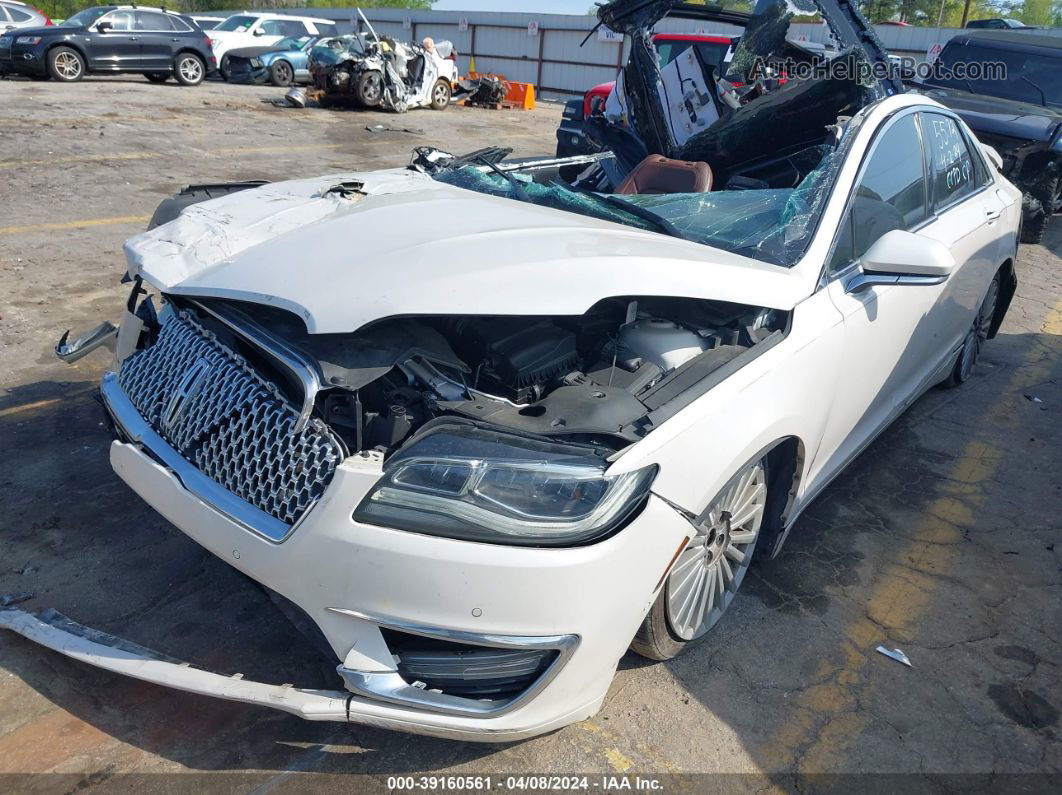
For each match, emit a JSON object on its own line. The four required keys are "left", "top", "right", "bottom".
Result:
{"left": 232, "top": 11, "right": 330, "bottom": 22}
{"left": 955, "top": 30, "right": 1062, "bottom": 51}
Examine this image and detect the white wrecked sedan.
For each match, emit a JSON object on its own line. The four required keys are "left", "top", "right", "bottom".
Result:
{"left": 4, "top": 6, "right": 1022, "bottom": 743}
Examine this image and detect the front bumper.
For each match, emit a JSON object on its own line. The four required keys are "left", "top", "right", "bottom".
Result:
{"left": 227, "top": 61, "right": 268, "bottom": 84}
{"left": 0, "top": 47, "right": 46, "bottom": 77}
{"left": 1, "top": 368, "right": 692, "bottom": 740}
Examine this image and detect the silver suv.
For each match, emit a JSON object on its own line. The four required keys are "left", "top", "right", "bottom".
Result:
{"left": 0, "top": 1, "right": 50, "bottom": 32}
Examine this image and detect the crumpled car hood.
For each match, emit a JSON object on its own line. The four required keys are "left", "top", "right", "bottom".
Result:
{"left": 125, "top": 171, "right": 808, "bottom": 334}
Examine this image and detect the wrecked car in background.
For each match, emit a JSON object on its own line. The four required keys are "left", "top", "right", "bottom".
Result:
{"left": 225, "top": 35, "right": 318, "bottom": 87}
{"left": 912, "top": 30, "right": 1062, "bottom": 243}
{"left": 1, "top": 0, "right": 1021, "bottom": 741}
{"left": 309, "top": 17, "right": 456, "bottom": 112}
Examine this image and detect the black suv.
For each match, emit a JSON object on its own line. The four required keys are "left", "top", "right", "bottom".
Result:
{"left": 916, "top": 30, "right": 1061, "bottom": 242}
{"left": 0, "top": 5, "right": 215, "bottom": 85}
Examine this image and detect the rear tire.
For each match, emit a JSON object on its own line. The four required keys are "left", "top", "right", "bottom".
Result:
{"left": 47, "top": 46, "right": 85, "bottom": 82}
{"left": 945, "top": 273, "right": 1000, "bottom": 387}
{"left": 631, "top": 458, "right": 768, "bottom": 661}
{"left": 173, "top": 53, "right": 205, "bottom": 86}
{"left": 269, "top": 60, "right": 294, "bottom": 87}
{"left": 430, "top": 78, "right": 451, "bottom": 110}
{"left": 219, "top": 54, "right": 231, "bottom": 81}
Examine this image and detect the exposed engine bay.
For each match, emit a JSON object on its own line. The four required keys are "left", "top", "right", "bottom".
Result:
{"left": 164, "top": 293, "right": 787, "bottom": 458}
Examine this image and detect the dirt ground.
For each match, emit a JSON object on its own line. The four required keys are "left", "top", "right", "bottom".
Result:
{"left": 0, "top": 75, "right": 1060, "bottom": 792}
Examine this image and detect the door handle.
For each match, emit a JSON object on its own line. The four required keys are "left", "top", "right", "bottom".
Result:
{"left": 985, "top": 209, "right": 1001, "bottom": 222}
{"left": 171, "top": 37, "right": 179, "bottom": 41}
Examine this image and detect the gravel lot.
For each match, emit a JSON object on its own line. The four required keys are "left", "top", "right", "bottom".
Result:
{"left": 1, "top": 75, "right": 1060, "bottom": 791}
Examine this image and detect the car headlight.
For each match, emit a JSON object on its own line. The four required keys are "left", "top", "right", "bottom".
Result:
{"left": 250, "top": 57, "right": 262, "bottom": 67}
{"left": 1051, "top": 126, "right": 1062, "bottom": 153}
{"left": 16, "top": 36, "right": 42, "bottom": 45}
{"left": 354, "top": 422, "right": 656, "bottom": 546}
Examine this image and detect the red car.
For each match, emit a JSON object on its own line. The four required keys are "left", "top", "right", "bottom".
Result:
{"left": 556, "top": 32, "right": 736, "bottom": 159}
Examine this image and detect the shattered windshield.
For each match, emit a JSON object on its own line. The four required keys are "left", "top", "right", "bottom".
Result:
{"left": 310, "top": 35, "right": 367, "bottom": 66}
{"left": 434, "top": 146, "right": 843, "bottom": 268}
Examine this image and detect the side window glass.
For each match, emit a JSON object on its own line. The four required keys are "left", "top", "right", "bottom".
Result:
{"left": 924, "top": 113, "right": 978, "bottom": 210}
{"left": 106, "top": 11, "right": 135, "bottom": 31}
{"left": 136, "top": 11, "right": 171, "bottom": 31}
{"left": 280, "top": 21, "right": 306, "bottom": 37}
{"left": 259, "top": 20, "right": 283, "bottom": 35}
{"left": 11, "top": 7, "right": 34, "bottom": 22}
{"left": 829, "top": 114, "right": 926, "bottom": 274}
{"left": 169, "top": 16, "right": 192, "bottom": 32}
{"left": 828, "top": 211, "right": 855, "bottom": 276}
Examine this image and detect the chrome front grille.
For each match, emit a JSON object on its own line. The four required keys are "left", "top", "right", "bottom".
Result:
{"left": 117, "top": 309, "right": 344, "bottom": 527}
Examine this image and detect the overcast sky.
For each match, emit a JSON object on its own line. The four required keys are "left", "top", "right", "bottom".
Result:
{"left": 434, "top": 1, "right": 591, "bottom": 14}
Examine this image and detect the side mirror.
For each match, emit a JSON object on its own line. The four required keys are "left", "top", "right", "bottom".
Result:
{"left": 847, "top": 229, "right": 955, "bottom": 293}
{"left": 96, "top": 20, "right": 112, "bottom": 32}
{"left": 861, "top": 229, "right": 955, "bottom": 277}
{"left": 253, "top": 28, "right": 264, "bottom": 36}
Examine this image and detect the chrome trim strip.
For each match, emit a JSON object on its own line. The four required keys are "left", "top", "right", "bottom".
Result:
{"left": 844, "top": 272, "right": 947, "bottom": 294}
{"left": 190, "top": 299, "right": 323, "bottom": 434}
{"left": 327, "top": 607, "right": 579, "bottom": 718}
{"left": 101, "top": 372, "right": 294, "bottom": 542}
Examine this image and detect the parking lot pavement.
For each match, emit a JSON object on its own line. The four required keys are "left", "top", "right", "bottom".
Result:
{"left": 1, "top": 77, "right": 1060, "bottom": 789}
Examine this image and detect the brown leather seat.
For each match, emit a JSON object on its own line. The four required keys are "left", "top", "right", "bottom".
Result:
{"left": 615, "top": 155, "right": 713, "bottom": 195}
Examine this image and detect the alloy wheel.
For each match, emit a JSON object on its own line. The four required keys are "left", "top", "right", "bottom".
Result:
{"left": 179, "top": 57, "right": 202, "bottom": 84}
{"left": 433, "top": 83, "right": 449, "bottom": 105}
{"left": 54, "top": 51, "right": 82, "bottom": 80}
{"left": 666, "top": 461, "right": 766, "bottom": 640}
{"left": 364, "top": 74, "right": 382, "bottom": 103}
{"left": 957, "top": 276, "right": 1000, "bottom": 382}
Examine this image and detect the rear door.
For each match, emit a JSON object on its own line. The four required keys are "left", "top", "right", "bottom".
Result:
{"left": 915, "top": 111, "right": 1007, "bottom": 351}
{"left": 136, "top": 10, "right": 178, "bottom": 70}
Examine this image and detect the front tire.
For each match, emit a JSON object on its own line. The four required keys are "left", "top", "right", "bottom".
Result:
{"left": 430, "top": 78, "right": 451, "bottom": 110}
{"left": 945, "top": 273, "right": 1000, "bottom": 387}
{"left": 47, "top": 46, "right": 85, "bottom": 82}
{"left": 631, "top": 458, "right": 768, "bottom": 661}
{"left": 219, "top": 54, "right": 231, "bottom": 81}
{"left": 269, "top": 60, "right": 294, "bottom": 87}
{"left": 174, "top": 53, "right": 205, "bottom": 86}
{"left": 354, "top": 70, "right": 383, "bottom": 107}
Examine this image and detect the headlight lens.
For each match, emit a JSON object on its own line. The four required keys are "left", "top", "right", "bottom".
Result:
{"left": 354, "top": 423, "right": 656, "bottom": 546}
{"left": 16, "top": 36, "right": 42, "bottom": 45}
{"left": 1051, "top": 127, "right": 1062, "bottom": 153}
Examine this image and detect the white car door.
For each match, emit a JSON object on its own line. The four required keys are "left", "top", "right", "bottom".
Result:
{"left": 810, "top": 110, "right": 956, "bottom": 483}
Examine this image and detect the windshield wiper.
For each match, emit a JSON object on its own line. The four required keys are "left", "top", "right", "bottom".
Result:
{"left": 1020, "top": 75, "right": 1047, "bottom": 107}
{"left": 554, "top": 181, "right": 696, "bottom": 242}
{"left": 475, "top": 156, "right": 531, "bottom": 202}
